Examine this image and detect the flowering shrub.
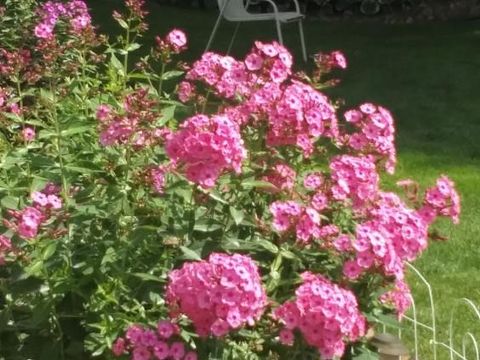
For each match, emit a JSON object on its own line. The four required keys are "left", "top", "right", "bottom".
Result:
{"left": 0, "top": 0, "right": 461, "bottom": 359}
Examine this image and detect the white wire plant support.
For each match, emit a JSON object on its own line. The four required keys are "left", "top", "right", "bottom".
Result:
{"left": 382, "top": 263, "right": 480, "bottom": 360}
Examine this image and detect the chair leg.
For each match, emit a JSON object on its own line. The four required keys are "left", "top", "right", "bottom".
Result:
{"left": 298, "top": 19, "right": 307, "bottom": 62}
{"left": 275, "top": 19, "right": 284, "bottom": 45}
{"left": 227, "top": 22, "right": 241, "bottom": 54}
{"left": 205, "top": 14, "right": 223, "bottom": 52}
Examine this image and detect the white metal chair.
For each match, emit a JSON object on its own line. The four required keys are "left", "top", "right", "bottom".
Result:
{"left": 205, "top": 0, "right": 307, "bottom": 61}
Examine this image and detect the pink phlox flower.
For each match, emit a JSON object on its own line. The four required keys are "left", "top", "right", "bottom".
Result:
{"left": 166, "top": 253, "right": 267, "bottom": 337}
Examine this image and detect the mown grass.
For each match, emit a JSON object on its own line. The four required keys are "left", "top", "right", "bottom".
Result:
{"left": 87, "top": 1, "right": 480, "bottom": 357}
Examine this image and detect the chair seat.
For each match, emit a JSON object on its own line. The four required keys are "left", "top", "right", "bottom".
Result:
{"left": 225, "top": 11, "right": 304, "bottom": 23}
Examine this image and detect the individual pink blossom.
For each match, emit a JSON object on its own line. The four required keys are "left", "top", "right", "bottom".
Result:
{"left": 303, "top": 172, "right": 323, "bottom": 190}
{"left": 31, "top": 191, "right": 49, "bottom": 207}
{"left": 96, "top": 105, "right": 112, "bottom": 121}
{"left": 34, "top": 23, "right": 54, "bottom": 39}
{"left": 153, "top": 341, "right": 170, "bottom": 360}
{"left": 112, "top": 337, "right": 126, "bottom": 356}
{"left": 310, "top": 192, "right": 328, "bottom": 212}
{"left": 157, "top": 320, "right": 175, "bottom": 339}
{"left": 166, "top": 29, "right": 187, "bottom": 51}
{"left": 177, "top": 81, "right": 194, "bottom": 103}
{"left": 22, "top": 127, "right": 36, "bottom": 142}
{"left": 279, "top": 328, "right": 294, "bottom": 346}
{"left": 166, "top": 253, "right": 267, "bottom": 337}
{"left": 331, "top": 51, "right": 347, "bottom": 69}
{"left": 47, "top": 194, "right": 62, "bottom": 209}
{"left": 244, "top": 53, "right": 263, "bottom": 71}
{"left": 184, "top": 351, "right": 198, "bottom": 360}
{"left": 169, "top": 341, "right": 185, "bottom": 360}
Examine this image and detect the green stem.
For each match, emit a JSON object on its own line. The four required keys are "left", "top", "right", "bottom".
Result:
{"left": 50, "top": 85, "right": 70, "bottom": 207}
{"left": 123, "top": 22, "right": 131, "bottom": 90}
{"left": 202, "top": 90, "right": 212, "bottom": 114}
{"left": 158, "top": 62, "right": 166, "bottom": 97}
{"left": 16, "top": 77, "right": 32, "bottom": 183}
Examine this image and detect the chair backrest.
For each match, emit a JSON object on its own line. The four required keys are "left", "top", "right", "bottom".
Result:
{"left": 217, "top": 0, "right": 251, "bottom": 20}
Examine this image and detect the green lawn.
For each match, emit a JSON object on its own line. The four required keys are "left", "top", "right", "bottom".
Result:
{"left": 87, "top": 1, "right": 480, "bottom": 357}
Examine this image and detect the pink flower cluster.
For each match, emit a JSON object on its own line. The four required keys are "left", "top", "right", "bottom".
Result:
{"left": 0, "top": 87, "right": 21, "bottom": 115}
{"left": 244, "top": 41, "right": 293, "bottom": 84}
{"left": 419, "top": 175, "right": 460, "bottom": 225}
{"left": 342, "top": 191, "right": 428, "bottom": 282}
{"left": 329, "top": 155, "right": 379, "bottom": 209}
{"left": 166, "top": 253, "right": 267, "bottom": 337}
{"left": 380, "top": 280, "right": 412, "bottom": 319}
{"left": 0, "top": 49, "right": 31, "bottom": 77}
{"left": 165, "top": 114, "right": 246, "bottom": 188}
{"left": 184, "top": 42, "right": 339, "bottom": 157}
{"left": 269, "top": 201, "right": 321, "bottom": 244}
{"left": 273, "top": 272, "right": 366, "bottom": 359}
{"left": 262, "top": 163, "right": 296, "bottom": 192}
{"left": 149, "top": 165, "right": 169, "bottom": 194}
{"left": 34, "top": 0, "right": 92, "bottom": 39}
{"left": 257, "top": 81, "right": 339, "bottom": 157}
{"left": 97, "top": 88, "right": 166, "bottom": 148}
{"left": 344, "top": 103, "right": 396, "bottom": 174}
{"left": 3, "top": 184, "right": 62, "bottom": 239}
{"left": 0, "top": 235, "right": 12, "bottom": 265}
{"left": 186, "top": 52, "right": 250, "bottom": 99}
{"left": 112, "top": 320, "right": 197, "bottom": 360}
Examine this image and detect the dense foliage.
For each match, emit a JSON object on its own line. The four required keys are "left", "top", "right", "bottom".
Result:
{"left": 0, "top": 0, "right": 460, "bottom": 359}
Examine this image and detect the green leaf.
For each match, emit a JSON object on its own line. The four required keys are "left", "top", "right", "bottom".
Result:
{"left": 60, "top": 125, "right": 91, "bottom": 137}
{"left": 375, "top": 314, "right": 403, "bottom": 329}
{"left": 162, "top": 70, "right": 183, "bottom": 80}
{"left": 352, "top": 348, "right": 379, "bottom": 360}
{"left": 126, "top": 43, "right": 141, "bottom": 52}
{"left": 229, "top": 207, "right": 245, "bottom": 225}
{"left": 193, "top": 223, "right": 223, "bottom": 233}
{"left": 208, "top": 190, "right": 228, "bottom": 204}
{"left": 179, "top": 246, "right": 201, "bottom": 261}
{"left": 38, "top": 129, "right": 56, "bottom": 139}
{"left": 131, "top": 273, "right": 163, "bottom": 282}
{"left": 110, "top": 53, "right": 125, "bottom": 76}
{"left": 42, "top": 242, "right": 57, "bottom": 260}
{"left": 256, "top": 239, "right": 279, "bottom": 254}
{"left": 241, "top": 180, "right": 278, "bottom": 191}
{"left": 159, "top": 105, "right": 176, "bottom": 126}
{"left": 1, "top": 196, "right": 19, "bottom": 209}
{"left": 26, "top": 260, "right": 44, "bottom": 277}
{"left": 65, "top": 165, "right": 101, "bottom": 174}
